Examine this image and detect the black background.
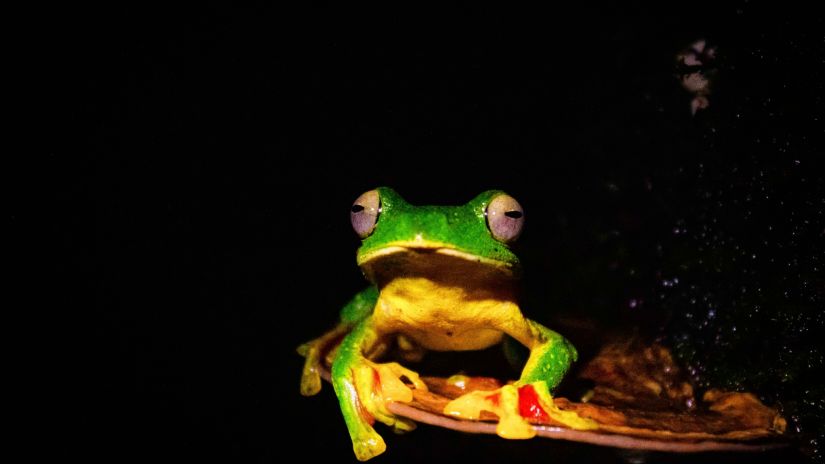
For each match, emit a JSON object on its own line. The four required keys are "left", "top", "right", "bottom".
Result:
{"left": 61, "top": 3, "right": 823, "bottom": 463}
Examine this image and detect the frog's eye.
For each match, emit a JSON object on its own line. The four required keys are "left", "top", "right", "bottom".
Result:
{"left": 485, "top": 194, "right": 524, "bottom": 243}
{"left": 350, "top": 189, "right": 381, "bottom": 238}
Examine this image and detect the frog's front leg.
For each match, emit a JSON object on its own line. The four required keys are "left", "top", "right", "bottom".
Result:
{"left": 445, "top": 310, "right": 597, "bottom": 437}
{"left": 331, "top": 317, "right": 427, "bottom": 461}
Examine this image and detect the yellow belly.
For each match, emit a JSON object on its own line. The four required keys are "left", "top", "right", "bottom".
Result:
{"left": 372, "top": 276, "right": 518, "bottom": 351}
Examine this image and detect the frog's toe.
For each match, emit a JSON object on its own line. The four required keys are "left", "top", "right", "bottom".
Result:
{"left": 391, "top": 416, "right": 416, "bottom": 434}
{"left": 350, "top": 361, "right": 426, "bottom": 435}
{"left": 351, "top": 431, "right": 387, "bottom": 461}
{"left": 299, "top": 352, "right": 323, "bottom": 396}
{"left": 355, "top": 361, "right": 425, "bottom": 413}
{"left": 296, "top": 342, "right": 310, "bottom": 357}
{"left": 299, "top": 368, "right": 321, "bottom": 396}
{"left": 374, "top": 362, "right": 428, "bottom": 395}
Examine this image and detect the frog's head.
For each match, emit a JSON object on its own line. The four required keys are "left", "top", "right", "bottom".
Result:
{"left": 350, "top": 187, "right": 525, "bottom": 284}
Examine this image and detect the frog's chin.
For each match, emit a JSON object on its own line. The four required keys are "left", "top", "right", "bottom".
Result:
{"left": 357, "top": 241, "right": 518, "bottom": 284}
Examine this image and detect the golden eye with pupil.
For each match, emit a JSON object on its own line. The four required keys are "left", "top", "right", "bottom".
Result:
{"left": 350, "top": 190, "right": 380, "bottom": 238}
{"left": 486, "top": 194, "right": 524, "bottom": 243}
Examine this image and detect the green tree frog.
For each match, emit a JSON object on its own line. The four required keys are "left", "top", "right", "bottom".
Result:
{"left": 298, "top": 188, "right": 596, "bottom": 461}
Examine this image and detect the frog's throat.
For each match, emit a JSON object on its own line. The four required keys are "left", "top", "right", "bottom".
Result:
{"left": 357, "top": 240, "right": 515, "bottom": 271}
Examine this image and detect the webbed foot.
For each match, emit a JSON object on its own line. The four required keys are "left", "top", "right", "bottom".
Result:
{"left": 352, "top": 361, "right": 427, "bottom": 430}
{"left": 443, "top": 380, "right": 597, "bottom": 439}
{"left": 333, "top": 358, "right": 427, "bottom": 460}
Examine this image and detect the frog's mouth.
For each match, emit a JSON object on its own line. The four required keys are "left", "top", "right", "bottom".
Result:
{"left": 358, "top": 241, "right": 518, "bottom": 285}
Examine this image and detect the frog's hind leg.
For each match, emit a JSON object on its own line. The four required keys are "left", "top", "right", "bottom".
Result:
{"left": 297, "top": 324, "right": 350, "bottom": 396}
{"left": 332, "top": 317, "right": 427, "bottom": 461}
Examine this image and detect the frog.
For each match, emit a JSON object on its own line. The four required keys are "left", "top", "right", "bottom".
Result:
{"left": 297, "top": 187, "right": 596, "bottom": 461}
